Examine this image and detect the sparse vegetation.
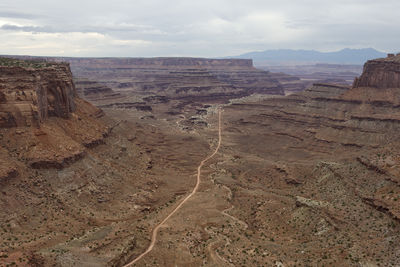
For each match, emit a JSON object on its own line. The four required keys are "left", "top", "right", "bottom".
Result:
{"left": 0, "top": 57, "right": 52, "bottom": 68}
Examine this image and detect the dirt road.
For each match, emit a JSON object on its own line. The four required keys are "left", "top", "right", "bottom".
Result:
{"left": 122, "top": 108, "right": 223, "bottom": 266}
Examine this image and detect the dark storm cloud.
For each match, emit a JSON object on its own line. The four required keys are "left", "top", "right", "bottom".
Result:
{"left": 0, "top": 0, "right": 399, "bottom": 57}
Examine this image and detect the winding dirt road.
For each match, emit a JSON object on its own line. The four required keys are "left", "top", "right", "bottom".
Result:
{"left": 123, "top": 108, "right": 223, "bottom": 266}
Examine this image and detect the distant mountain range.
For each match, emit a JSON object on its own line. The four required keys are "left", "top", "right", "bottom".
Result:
{"left": 230, "top": 48, "right": 388, "bottom": 66}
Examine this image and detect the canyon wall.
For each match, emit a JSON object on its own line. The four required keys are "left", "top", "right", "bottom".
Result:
{"left": 0, "top": 61, "right": 76, "bottom": 127}
{"left": 60, "top": 57, "right": 286, "bottom": 104}
{"left": 223, "top": 55, "right": 400, "bottom": 229}
{"left": 66, "top": 57, "right": 254, "bottom": 69}
{"left": 4, "top": 56, "right": 308, "bottom": 105}
{"left": 0, "top": 58, "right": 108, "bottom": 169}
{"left": 353, "top": 54, "right": 400, "bottom": 89}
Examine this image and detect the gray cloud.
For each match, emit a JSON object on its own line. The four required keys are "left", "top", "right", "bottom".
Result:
{"left": 0, "top": 23, "right": 164, "bottom": 35}
{"left": 0, "top": 0, "right": 399, "bottom": 57}
{"left": 0, "top": 11, "right": 39, "bottom": 19}
{"left": 0, "top": 24, "right": 52, "bottom": 33}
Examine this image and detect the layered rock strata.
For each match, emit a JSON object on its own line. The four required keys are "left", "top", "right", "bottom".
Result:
{"left": 215, "top": 57, "right": 400, "bottom": 265}
{"left": 58, "top": 57, "right": 285, "bottom": 103}
{"left": 0, "top": 61, "right": 76, "bottom": 127}
{"left": 74, "top": 78, "right": 121, "bottom": 102}
{"left": 224, "top": 57, "right": 400, "bottom": 227}
{"left": 353, "top": 54, "right": 400, "bottom": 89}
{"left": 0, "top": 58, "right": 108, "bottom": 169}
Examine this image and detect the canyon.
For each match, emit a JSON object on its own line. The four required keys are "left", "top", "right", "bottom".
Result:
{"left": 261, "top": 63, "right": 362, "bottom": 86}
{"left": 8, "top": 56, "right": 309, "bottom": 102}
{"left": 0, "top": 54, "right": 400, "bottom": 267}
{"left": 64, "top": 57, "right": 285, "bottom": 103}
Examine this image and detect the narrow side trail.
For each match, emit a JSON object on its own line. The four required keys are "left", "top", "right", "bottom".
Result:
{"left": 123, "top": 108, "right": 223, "bottom": 266}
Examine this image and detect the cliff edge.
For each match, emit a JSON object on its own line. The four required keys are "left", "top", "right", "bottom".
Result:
{"left": 353, "top": 54, "right": 400, "bottom": 89}
{"left": 0, "top": 58, "right": 78, "bottom": 127}
{"left": 343, "top": 54, "right": 400, "bottom": 104}
{"left": 0, "top": 58, "right": 108, "bottom": 171}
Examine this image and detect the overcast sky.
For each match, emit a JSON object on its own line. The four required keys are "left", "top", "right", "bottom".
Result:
{"left": 0, "top": 0, "right": 398, "bottom": 57}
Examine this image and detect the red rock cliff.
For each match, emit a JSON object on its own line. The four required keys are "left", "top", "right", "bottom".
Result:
{"left": 0, "top": 61, "right": 76, "bottom": 127}
{"left": 0, "top": 58, "right": 108, "bottom": 169}
{"left": 353, "top": 54, "right": 400, "bottom": 89}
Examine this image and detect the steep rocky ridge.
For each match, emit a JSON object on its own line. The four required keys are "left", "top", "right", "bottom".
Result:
{"left": 0, "top": 58, "right": 108, "bottom": 169}
{"left": 0, "top": 60, "right": 76, "bottom": 127}
{"left": 353, "top": 54, "right": 400, "bottom": 89}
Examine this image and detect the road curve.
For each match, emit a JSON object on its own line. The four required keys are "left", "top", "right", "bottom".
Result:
{"left": 122, "top": 108, "right": 223, "bottom": 266}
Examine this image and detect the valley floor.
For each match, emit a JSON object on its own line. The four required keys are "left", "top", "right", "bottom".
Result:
{"left": 2, "top": 91, "right": 400, "bottom": 267}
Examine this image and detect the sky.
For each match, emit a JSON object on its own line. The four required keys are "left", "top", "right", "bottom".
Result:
{"left": 0, "top": 0, "right": 398, "bottom": 57}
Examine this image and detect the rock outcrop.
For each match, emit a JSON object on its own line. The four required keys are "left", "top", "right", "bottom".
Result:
{"left": 0, "top": 59, "right": 76, "bottom": 127}
{"left": 353, "top": 54, "right": 400, "bottom": 89}
{"left": 0, "top": 152, "right": 18, "bottom": 184}
{"left": 74, "top": 78, "right": 121, "bottom": 102}
{"left": 0, "top": 58, "right": 108, "bottom": 169}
